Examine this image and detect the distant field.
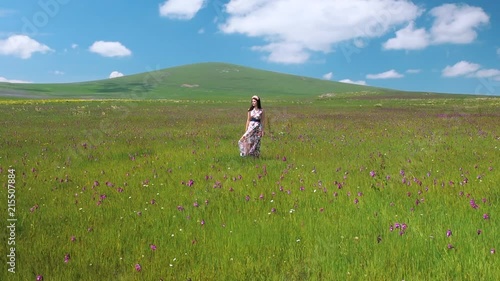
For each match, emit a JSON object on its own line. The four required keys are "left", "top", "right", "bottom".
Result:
{"left": 0, "top": 95, "right": 499, "bottom": 280}
{"left": 0, "top": 62, "right": 471, "bottom": 101}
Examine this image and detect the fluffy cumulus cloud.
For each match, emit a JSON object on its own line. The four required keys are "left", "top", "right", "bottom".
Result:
{"left": 384, "top": 3, "right": 489, "bottom": 50}
{"left": 0, "top": 35, "right": 52, "bottom": 59}
{"left": 159, "top": 0, "right": 206, "bottom": 20}
{"left": 0, "top": 76, "right": 31, "bottom": 83}
{"left": 366, "top": 70, "right": 404, "bottom": 79}
{"left": 322, "top": 72, "right": 333, "bottom": 80}
{"left": 219, "top": 0, "right": 422, "bottom": 63}
{"left": 109, "top": 71, "right": 124, "bottom": 79}
{"left": 89, "top": 41, "right": 132, "bottom": 57}
{"left": 442, "top": 61, "right": 480, "bottom": 77}
{"left": 442, "top": 61, "right": 500, "bottom": 81}
{"left": 383, "top": 22, "right": 430, "bottom": 50}
{"left": 430, "top": 4, "right": 489, "bottom": 44}
{"left": 339, "top": 79, "right": 367, "bottom": 86}
{"left": 474, "top": 69, "right": 500, "bottom": 78}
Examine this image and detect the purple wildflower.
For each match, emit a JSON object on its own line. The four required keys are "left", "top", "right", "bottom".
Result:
{"left": 491, "top": 248, "right": 496, "bottom": 254}
{"left": 446, "top": 229, "right": 452, "bottom": 237}
{"left": 70, "top": 236, "right": 76, "bottom": 242}
{"left": 36, "top": 275, "right": 43, "bottom": 281}
{"left": 369, "top": 170, "right": 376, "bottom": 177}
{"left": 150, "top": 244, "right": 157, "bottom": 251}
{"left": 245, "top": 195, "right": 250, "bottom": 201}
{"left": 477, "top": 229, "right": 482, "bottom": 235}
{"left": 447, "top": 244, "right": 454, "bottom": 249}
{"left": 193, "top": 201, "right": 199, "bottom": 207}
{"left": 64, "top": 253, "right": 70, "bottom": 263}
{"left": 483, "top": 213, "right": 490, "bottom": 220}
{"left": 177, "top": 205, "right": 184, "bottom": 211}
{"left": 200, "top": 219, "right": 205, "bottom": 226}
{"left": 187, "top": 179, "right": 194, "bottom": 187}
{"left": 470, "top": 199, "right": 479, "bottom": 209}
{"left": 135, "top": 263, "right": 141, "bottom": 272}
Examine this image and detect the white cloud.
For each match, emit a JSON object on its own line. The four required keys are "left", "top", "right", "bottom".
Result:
{"left": 159, "top": 0, "right": 205, "bottom": 20}
{"left": 497, "top": 48, "right": 500, "bottom": 57}
{"left": 322, "top": 72, "right": 333, "bottom": 80}
{"left": 51, "top": 70, "right": 65, "bottom": 75}
{"left": 89, "top": 41, "right": 132, "bottom": 57}
{"left": 366, "top": 69, "right": 404, "bottom": 79}
{"left": 339, "top": 79, "right": 367, "bottom": 86}
{"left": 442, "top": 61, "right": 480, "bottom": 77}
{"left": 383, "top": 22, "right": 430, "bottom": 50}
{"left": 0, "top": 76, "right": 31, "bottom": 83}
{"left": 109, "top": 71, "right": 124, "bottom": 79}
{"left": 71, "top": 43, "right": 78, "bottom": 49}
{"left": 383, "top": 3, "right": 489, "bottom": 51}
{"left": 430, "top": 4, "right": 489, "bottom": 44}
{"left": 0, "top": 35, "right": 52, "bottom": 59}
{"left": 219, "top": 0, "right": 422, "bottom": 64}
{"left": 406, "top": 69, "right": 421, "bottom": 74}
{"left": 473, "top": 69, "right": 500, "bottom": 78}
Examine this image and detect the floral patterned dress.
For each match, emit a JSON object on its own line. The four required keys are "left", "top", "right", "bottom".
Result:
{"left": 239, "top": 108, "right": 263, "bottom": 157}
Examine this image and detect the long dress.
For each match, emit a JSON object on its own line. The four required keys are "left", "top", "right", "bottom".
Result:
{"left": 239, "top": 108, "right": 263, "bottom": 157}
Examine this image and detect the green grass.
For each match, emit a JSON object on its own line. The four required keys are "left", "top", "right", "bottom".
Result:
{"left": 0, "top": 95, "right": 499, "bottom": 280}
{"left": 0, "top": 62, "right": 473, "bottom": 101}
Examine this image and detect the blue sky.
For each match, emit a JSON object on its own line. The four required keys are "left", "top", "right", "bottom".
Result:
{"left": 1, "top": 0, "right": 499, "bottom": 95}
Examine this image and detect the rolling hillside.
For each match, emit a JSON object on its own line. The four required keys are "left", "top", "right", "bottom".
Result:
{"left": 0, "top": 62, "right": 445, "bottom": 100}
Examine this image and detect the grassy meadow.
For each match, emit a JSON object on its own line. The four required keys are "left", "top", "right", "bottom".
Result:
{"left": 0, "top": 96, "right": 499, "bottom": 281}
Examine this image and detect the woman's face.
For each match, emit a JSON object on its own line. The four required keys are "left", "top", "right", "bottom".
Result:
{"left": 252, "top": 98, "right": 258, "bottom": 106}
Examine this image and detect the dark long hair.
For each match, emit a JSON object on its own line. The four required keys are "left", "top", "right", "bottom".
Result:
{"left": 248, "top": 97, "right": 262, "bottom": 111}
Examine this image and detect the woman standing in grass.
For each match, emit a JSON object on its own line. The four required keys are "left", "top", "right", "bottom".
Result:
{"left": 239, "top": 95, "right": 265, "bottom": 157}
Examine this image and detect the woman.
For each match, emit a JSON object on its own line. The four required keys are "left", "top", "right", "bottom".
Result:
{"left": 239, "top": 95, "right": 265, "bottom": 157}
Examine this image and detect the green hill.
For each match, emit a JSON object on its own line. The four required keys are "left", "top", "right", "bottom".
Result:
{"left": 0, "top": 62, "right": 446, "bottom": 100}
